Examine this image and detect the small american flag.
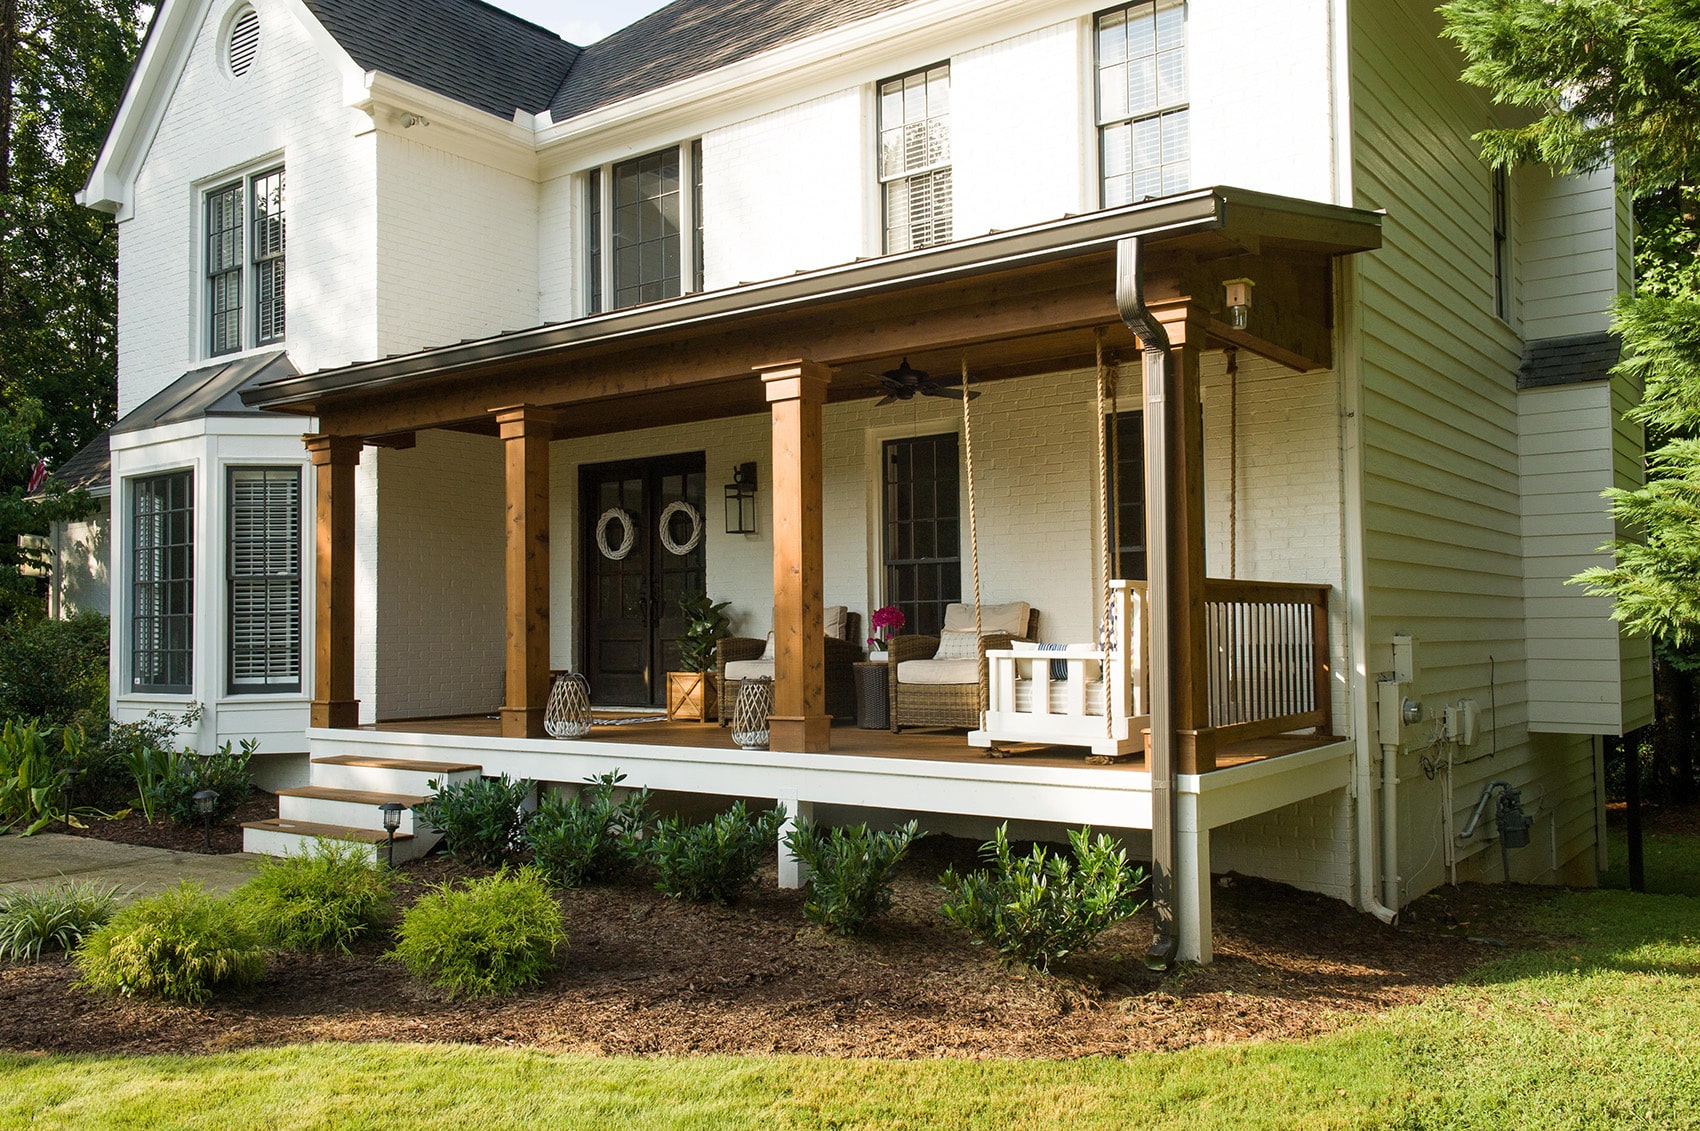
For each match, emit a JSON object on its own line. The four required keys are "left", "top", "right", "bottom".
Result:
{"left": 25, "top": 459, "right": 47, "bottom": 494}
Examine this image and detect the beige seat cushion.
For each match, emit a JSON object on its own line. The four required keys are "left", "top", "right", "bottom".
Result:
{"left": 942, "top": 601, "right": 1030, "bottom": 639}
{"left": 824, "top": 605, "right": 848, "bottom": 640}
{"left": 897, "top": 658, "right": 980, "bottom": 685}
{"left": 724, "top": 659, "right": 775, "bottom": 682}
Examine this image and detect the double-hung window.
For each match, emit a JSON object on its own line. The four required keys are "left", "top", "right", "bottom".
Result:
{"left": 206, "top": 165, "right": 285, "bottom": 355}
{"left": 131, "top": 472, "right": 194, "bottom": 693}
{"left": 228, "top": 467, "right": 302, "bottom": 694}
{"left": 878, "top": 64, "right": 952, "bottom": 253}
{"left": 585, "top": 142, "right": 703, "bottom": 313}
{"left": 1096, "top": 2, "right": 1188, "bottom": 206}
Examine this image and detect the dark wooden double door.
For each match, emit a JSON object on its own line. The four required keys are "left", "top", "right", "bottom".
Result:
{"left": 581, "top": 453, "right": 707, "bottom": 706}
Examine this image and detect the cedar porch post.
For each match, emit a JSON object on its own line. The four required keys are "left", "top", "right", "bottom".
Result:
{"left": 305, "top": 435, "right": 362, "bottom": 728}
{"left": 761, "top": 360, "right": 832, "bottom": 753}
{"left": 1150, "top": 301, "right": 1215, "bottom": 774}
{"left": 495, "top": 405, "right": 556, "bottom": 739}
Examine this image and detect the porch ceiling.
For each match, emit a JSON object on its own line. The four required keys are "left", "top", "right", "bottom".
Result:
{"left": 243, "top": 186, "right": 1381, "bottom": 440}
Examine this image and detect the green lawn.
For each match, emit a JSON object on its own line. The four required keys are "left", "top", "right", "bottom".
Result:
{"left": 1602, "top": 821, "right": 1700, "bottom": 896}
{"left": 2, "top": 885, "right": 1697, "bottom": 1130}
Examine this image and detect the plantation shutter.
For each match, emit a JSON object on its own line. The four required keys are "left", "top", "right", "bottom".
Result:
{"left": 228, "top": 467, "right": 301, "bottom": 692}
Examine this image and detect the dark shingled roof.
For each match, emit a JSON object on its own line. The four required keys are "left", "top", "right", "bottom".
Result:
{"left": 31, "top": 431, "right": 112, "bottom": 497}
{"left": 113, "top": 352, "right": 298, "bottom": 435}
{"left": 548, "top": 0, "right": 921, "bottom": 122}
{"left": 303, "top": 0, "right": 579, "bottom": 119}
{"left": 1518, "top": 331, "right": 1621, "bottom": 390}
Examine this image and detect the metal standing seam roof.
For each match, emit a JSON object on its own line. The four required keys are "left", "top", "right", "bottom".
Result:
{"left": 1517, "top": 331, "right": 1621, "bottom": 390}
{"left": 112, "top": 351, "right": 298, "bottom": 434}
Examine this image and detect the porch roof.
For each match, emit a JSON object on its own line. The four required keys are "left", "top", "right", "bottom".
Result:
{"left": 242, "top": 186, "right": 1380, "bottom": 438}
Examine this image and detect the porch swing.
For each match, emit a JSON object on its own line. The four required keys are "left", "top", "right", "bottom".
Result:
{"left": 965, "top": 331, "right": 1151, "bottom": 761}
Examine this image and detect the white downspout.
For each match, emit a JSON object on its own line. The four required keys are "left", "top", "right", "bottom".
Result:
{"left": 1380, "top": 735, "right": 1402, "bottom": 914}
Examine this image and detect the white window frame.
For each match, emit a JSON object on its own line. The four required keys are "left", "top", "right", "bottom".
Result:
{"left": 1094, "top": 0, "right": 1190, "bottom": 208}
{"left": 877, "top": 63, "right": 953, "bottom": 254}
{"left": 227, "top": 465, "right": 303, "bottom": 695}
{"left": 202, "top": 162, "right": 285, "bottom": 357}
{"left": 129, "top": 469, "right": 195, "bottom": 695}
{"left": 584, "top": 141, "right": 703, "bottom": 315}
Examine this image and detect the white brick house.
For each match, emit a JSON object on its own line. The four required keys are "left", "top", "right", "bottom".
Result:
{"left": 78, "top": 0, "right": 1650, "bottom": 961}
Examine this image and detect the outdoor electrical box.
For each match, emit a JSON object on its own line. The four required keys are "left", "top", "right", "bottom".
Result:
{"left": 1391, "top": 633, "right": 1418, "bottom": 685}
{"left": 1377, "top": 680, "right": 1421, "bottom": 746}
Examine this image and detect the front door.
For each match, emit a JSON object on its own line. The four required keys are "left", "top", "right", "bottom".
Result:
{"left": 581, "top": 453, "right": 707, "bottom": 705}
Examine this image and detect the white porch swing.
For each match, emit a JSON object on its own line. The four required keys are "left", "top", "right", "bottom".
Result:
{"left": 964, "top": 333, "right": 1152, "bottom": 761}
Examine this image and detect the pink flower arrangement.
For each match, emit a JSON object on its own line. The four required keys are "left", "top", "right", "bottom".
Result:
{"left": 868, "top": 605, "right": 906, "bottom": 650}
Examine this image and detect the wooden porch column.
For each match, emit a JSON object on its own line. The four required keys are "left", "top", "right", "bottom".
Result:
{"left": 495, "top": 406, "right": 556, "bottom": 739}
{"left": 761, "top": 360, "right": 832, "bottom": 753}
{"left": 305, "top": 435, "right": 362, "bottom": 729}
{"left": 1150, "top": 301, "right": 1215, "bottom": 774}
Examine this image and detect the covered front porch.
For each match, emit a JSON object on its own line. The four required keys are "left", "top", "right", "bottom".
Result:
{"left": 245, "top": 186, "right": 1383, "bottom": 961}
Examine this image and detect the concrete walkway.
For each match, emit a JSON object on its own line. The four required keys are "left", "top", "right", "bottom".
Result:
{"left": 0, "top": 834, "right": 260, "bottom": 902}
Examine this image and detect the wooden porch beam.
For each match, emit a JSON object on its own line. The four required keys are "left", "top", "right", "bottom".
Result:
{"left": 762, "top": 360, "right": 832, "bottom": 753}
{"left": 495, "top": 405, "right": 557, "bottom": 739}
{"left": 1149, "top": 301, "right": 1216, "bottom": 774}
{"left": 304, "top": 434, "right": 362, "bottom": 729}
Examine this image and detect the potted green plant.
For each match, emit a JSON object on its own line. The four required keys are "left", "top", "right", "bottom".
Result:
{"left": 669, "top": 592, "right": 731, "bottom": 722}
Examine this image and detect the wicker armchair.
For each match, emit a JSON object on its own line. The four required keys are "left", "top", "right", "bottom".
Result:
{"left": 717, "top": 611, "right": 861, "bottom": 726}
{"left": 888, "top": 606, "right": 1039, "bottom": 732}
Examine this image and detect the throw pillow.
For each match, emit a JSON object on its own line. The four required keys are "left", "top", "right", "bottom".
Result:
{"left": 934, "top": 629, "right": 980, "bottom": 661}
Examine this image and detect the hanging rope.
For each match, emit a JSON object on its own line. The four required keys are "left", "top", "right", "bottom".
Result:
{"left": 960, "top": 359, "right": 985, "bottom": 713}
{"left": 1094, "top": 330, "right": 1115, "bottom": 741}
{"left": 1228, "top": 347, "right": 1241, "bottom": 578}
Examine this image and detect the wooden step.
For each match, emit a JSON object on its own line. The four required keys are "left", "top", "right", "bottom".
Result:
{"left": 276, "top": 785, "right": 426, "bottom": 806}
{"left": 311, "top": 754, "right": 481, "bottom": 774}
{"left": 242, "top": 817, "right": 413, "bottom": 844}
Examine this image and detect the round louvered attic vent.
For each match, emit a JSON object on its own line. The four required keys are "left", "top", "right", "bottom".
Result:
{"left": 227, "top": 7, "right": 260, "bottom": 77}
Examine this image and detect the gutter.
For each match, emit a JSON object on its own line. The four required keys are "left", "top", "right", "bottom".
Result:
{"left": 1115, "top": 235, "right": 1178, "bottom": 968}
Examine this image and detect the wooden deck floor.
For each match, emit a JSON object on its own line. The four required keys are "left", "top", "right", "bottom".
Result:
{"left": 363, "top": 715, "right": 1338, "bottom": 774}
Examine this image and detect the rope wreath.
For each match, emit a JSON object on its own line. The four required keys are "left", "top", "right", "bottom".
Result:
{"left": 595, "top": 507, "right": 636, "bottom": 560}
{"left": 658, "top": 500, "right": 703, "bottom": 556}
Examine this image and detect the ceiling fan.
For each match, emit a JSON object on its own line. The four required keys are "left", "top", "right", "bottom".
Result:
{"left": 872, "top": 358, "right": 981, "bottom": 407}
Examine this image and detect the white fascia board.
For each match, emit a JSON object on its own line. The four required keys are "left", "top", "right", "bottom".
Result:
{"left": 111, "top": 418, "right": 210, "bottom": 454}
{"left": 534, "top": 0, "right": 1090, "bottom": 176}
{"left": 84, "top": 0, "right": 365, "bottom": 220}
{"left": 352, "top": 72, "right": 542, "bottom": 179}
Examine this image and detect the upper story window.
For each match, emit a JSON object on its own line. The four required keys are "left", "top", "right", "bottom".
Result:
{"left": 132, "top": 471, "right": 194, "bottom": 694}
{"left": 879, "top": 64, "right": 952, "bottom": 253}
{"left": 585, "top": 143, "right": 703, "bottom": 314}
{"left": 1096, "top": 1, "right": 1188, "bottom": 206}
{"left": 206, "top": 165, "right": 285, "bottom": 356}
{"left": 1492, "top": 166, "right": 1510, "bottom": 320}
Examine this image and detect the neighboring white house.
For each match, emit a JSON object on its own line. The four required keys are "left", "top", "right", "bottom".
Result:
{"left": 74, "top": 0, "right": 1650, "bottom": 960}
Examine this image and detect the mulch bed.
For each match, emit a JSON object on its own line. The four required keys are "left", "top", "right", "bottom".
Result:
{"left": 0, "top": 829, "right": 1559, "bottom": 1060}
{"left": 58, "top": 792, "right": 279, "bottom": 855}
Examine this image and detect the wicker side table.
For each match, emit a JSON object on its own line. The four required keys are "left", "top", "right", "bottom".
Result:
{"left": 854, "top": 661, "right": 888, "bottom": 730}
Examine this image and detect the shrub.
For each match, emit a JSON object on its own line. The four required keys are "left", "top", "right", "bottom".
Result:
{"left": 388, "top": 866, "right": 565, "bottom": 997}
{"left": 0, "top": 610, "right": 108, "bottom": 729}
{"left": 236, "top": 839, "right": 395, "bottom": 953}
{"left": 0, "top": 880, "right": 122, "bottom": 961}
{"left": 75, "top": 882, "right": 266, "bottom": 1004}
{"left": 0, "top": 718, "right": 71, "bottom": 835}
{"left": 784, "top": 819, "right": 921, "bottom": 936}
{"left": 939, "top": 824, "right": 1148, "bottom": 973}
{"left": 524, "top": 771, "right": 653, "bottom": 889}
{"left": 152, "top": 738, "right": 256, "bottom": 827}
{"left": 413, "top": 773, "right": 533, "bottom": 867}
{"left": 648, "top": 801, "right": 787, "bottom": 905}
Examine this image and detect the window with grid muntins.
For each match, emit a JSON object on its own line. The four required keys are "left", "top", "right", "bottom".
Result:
{"left": 612, "top": 148, "right": 681, "bottom": 309}
{"left": 882, "top": 433, "right": 962, "bottom": 638}
{"left": 691, "top": 138, "right": 705, "bottom": 294}
{"left": 207, "top": 183, "right": 243, "bottom": 355}
{"left": 252, "top": 168, "right": 285, "bottom": 344}
{"left": 132, "top": 472, "right": 194, "bottom": 693}
{"left": 1097, "top": 1, "right": 1189, "bottom": 207}
{"left": 1108, "top": 411, "right": 1148, "bottom": 580}
{"left": 587, "top": 167, "right": 603, "bottom": 313}
{"left": 879, "top": 64, "right": 952, "bottom": 252}
{"left": 228, "top": 467, "right": 301, "bottom": 693}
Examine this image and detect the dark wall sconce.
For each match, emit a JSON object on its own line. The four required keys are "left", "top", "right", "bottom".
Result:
{"left": 725, "top": 462, "right": 758, "bottom": 535}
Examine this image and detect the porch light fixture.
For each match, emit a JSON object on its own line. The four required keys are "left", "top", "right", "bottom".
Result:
{"left": 725, "top": 462, "right": 758, "bottom": 535}
{"left": 193, "top": 789, "right": 218, "bottom": 853}
{"left": 379, "top": 802, "right": 406, "bottom": 869}
{"left": 1223, "top": 278, "right": 1254, "bottom": 330}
